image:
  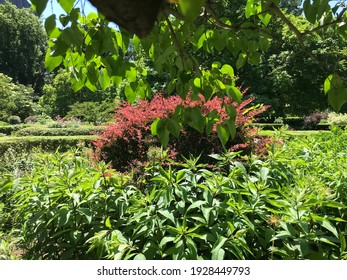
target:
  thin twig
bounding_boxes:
[268,2,331,72]
[165,16,187,61]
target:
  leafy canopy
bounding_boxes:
[0,1,48,92]
[33,0,347,145]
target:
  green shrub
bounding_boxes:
[327,112,347,126]
[0,73,41,121]
[48,116,81,128]
[303,111,328,129]
[2,128,347,260]
[67,101,115,125]
[13,126,103,137]
[283,117,304,129]
[24,116,38,124]
[2,150,129,259]
[0,125,22,136]
[0,121,9,126]
[0,233,20,260]
[7,116,21,125]
[0,136,96,171]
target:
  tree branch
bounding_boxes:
[268,2,303,40]
[268,2,331,72]
[165,17,185,58]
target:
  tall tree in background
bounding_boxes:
[0,1,47,93]
[238,14,347,117]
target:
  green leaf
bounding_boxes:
[125,66,137,83]
[321,201,347,209]
[186,201,206,213]
[77,208,93,224]
[211,236,227,260]
[245,0,254,18]
[125,82,137,104]
[185,237,198,259]
[61,26,84,47]
[324,74,343,93]
[212,61,222,69]
[236,53,247,69]
[259,167,270,181]
[317,219,339,238]
[134,253,146,260]
[133,36,141,53]
[160,236,176,247]
[225,117,236,139]
[105,217,112,229]
[213,32,227,52]
[212,248,225,260]
[45,15,56,36]
[189,107,205,133]
[194,77,202,89]
[30,0,48,16]
[259,13,272,26]
[324,74,347,111]
[58,0,75,13]
[225,105,236,120]
[158,210,176,224]
[167,79,176,94]
[99,68,111,91]
[259,37,270,52]
[317,0,329,20]
[220,64,234,78]
[226,86,242,103]
[304,0,318,24]
[248,52,261,66]
[45,50,63,72]
[57,209,71,227]
[180,0,205,22]
[70,230,82,243]
[87,62,98,86]
[151,118,160,136]
[157,124,170,148]
[217,123,230,147]
[166,118,181,138]
[340,232,346,253]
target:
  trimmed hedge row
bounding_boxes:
[253,123,331,130]
[0,125,22,135]
[13,126,104,136]
[0,136,97,156]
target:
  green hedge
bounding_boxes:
[0,136,97,156]
[0,125,21,135]
[252,123,283,130]
[13,126,104,136]
[253,122,331,131]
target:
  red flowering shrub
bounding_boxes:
[92,90,271,171]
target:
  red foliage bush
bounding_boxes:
[92,90,271,171]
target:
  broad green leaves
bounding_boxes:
[5,131,347,260]
[324,74,347,111]
[33,0,347,146]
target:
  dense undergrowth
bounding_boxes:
[1,126,347,260]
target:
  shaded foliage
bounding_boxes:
[0,1,47,92]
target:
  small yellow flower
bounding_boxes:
[267,214,281,227]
